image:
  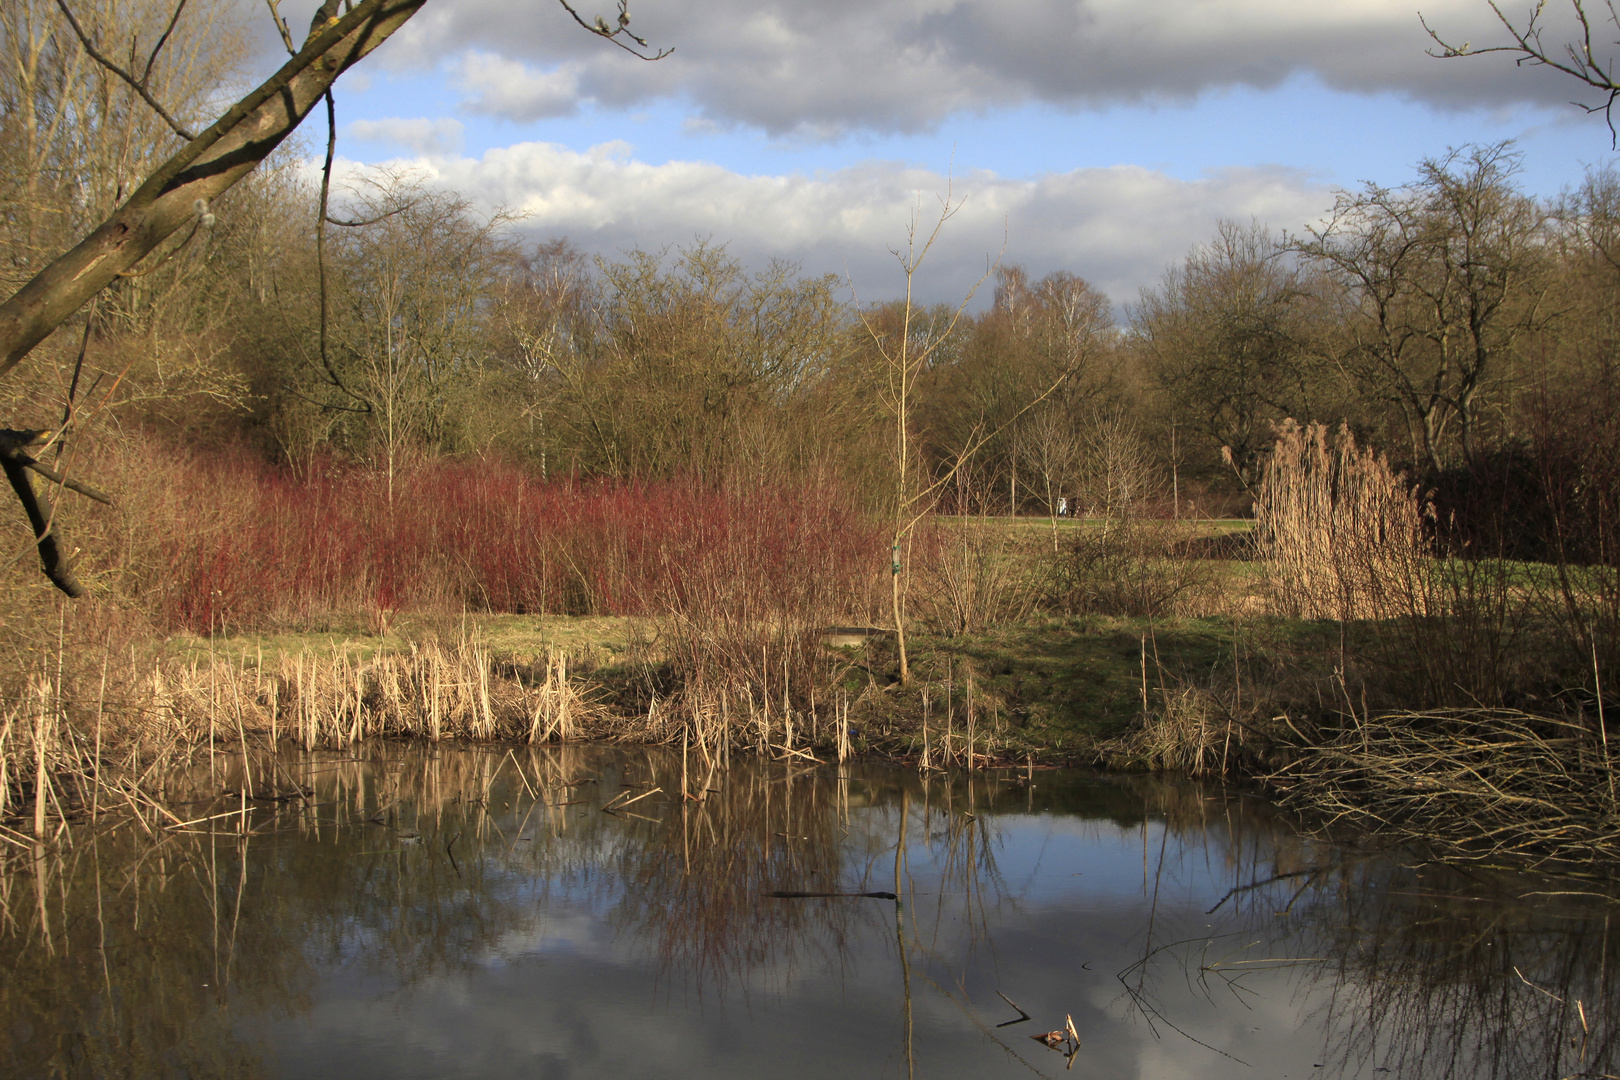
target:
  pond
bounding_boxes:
[2,745,1615,1079]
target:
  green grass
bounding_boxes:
[936,514,1254,536]
[847,615,1270,759]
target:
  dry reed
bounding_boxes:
[1263,707,1620,865]
[0,633,612,839]
[1096,669,1266,778]
[1257,420,1430,620]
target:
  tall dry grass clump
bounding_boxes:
[1101,681,1255,777]
[0,633,617,838]
[1257,420,1431,620]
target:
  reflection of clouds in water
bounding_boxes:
[985,813,1159,900]
[478,905,615,965]
[59,748,1603,1080]
[256,790,1366,1080]
[1088,951,1358,1078]
[21,748,1611,1080]
[284,914,1344,1079]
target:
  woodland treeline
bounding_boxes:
[3,0,1617,540]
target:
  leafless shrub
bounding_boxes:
[909,515,1041,636]
[644,482,884,756]
[1043,517,1225,617]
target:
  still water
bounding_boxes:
[2,745,1615,1079]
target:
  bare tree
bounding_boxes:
[924,266,1111,516]
[1022,403,1080,549]
[319,174,516,498]
[854,188,995,684]
[1293,145,1549,472]
[1134,220,1318,487]
[489,238,597,476]
[855,195,1088,683]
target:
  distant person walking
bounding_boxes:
[1057,497,1068,518]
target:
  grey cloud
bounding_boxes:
[333,0,1597,137]
[455,53,585,121]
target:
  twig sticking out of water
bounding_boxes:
[602,786,661,813]
[994,990,1031,1027]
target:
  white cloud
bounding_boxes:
[356,0,1586,139]
[345,117,466,157]
[454,52,586,121]
[326,141,1334,307]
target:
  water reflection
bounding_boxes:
[1,745,1615,1079]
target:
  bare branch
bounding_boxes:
[1422,1,1620,145]
[264,0,298,55]
[313,90,370,409]
[52,0,198,141]
[4,0,671,382]
[141,0,190,85]
[0,430,87,597]
[327,204,415,228]
[556,0,672,59]
[898,360,1074,539]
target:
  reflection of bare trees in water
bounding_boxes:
[1121,821,1620,1080]
[1303,863,1619,1079]
[0,828,294,1077]
[3,746,1618,1079]
[608,759,869,993]
[0,744,616,1078]
[1057,768,1620,1080]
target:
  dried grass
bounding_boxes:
[1256,420,1431,620]
[1264,707,1620,866]
[0,633,616,838]
[1097,664,1270,778]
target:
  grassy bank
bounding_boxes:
[5,594,1617,871]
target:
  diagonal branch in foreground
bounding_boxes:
[0,0,427,379]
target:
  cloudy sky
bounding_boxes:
[278,0,1618,309]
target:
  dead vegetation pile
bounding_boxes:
[1262,707,1620,867]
